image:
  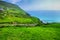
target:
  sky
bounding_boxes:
[3,0,60,23]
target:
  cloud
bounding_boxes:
[3,0,60,11]
[19,0,60,11]
[11,0,21,4]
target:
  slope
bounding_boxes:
[0,1,43,26]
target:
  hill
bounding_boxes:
[0,1,43,27]
[0,1,31,18]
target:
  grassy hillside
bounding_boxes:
[0,1,60,40]
[0,27,60,40]
[0,1,31,18]
[0,1,43,26]
[43,23,60,28]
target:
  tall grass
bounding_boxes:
[0,27,60,40]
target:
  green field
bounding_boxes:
[0,1,60,40]
[0,27,60,40]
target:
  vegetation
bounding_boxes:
[42,22,60,28]
[0,27,60,40]
[0,1,60,40]
[0,1,43,27]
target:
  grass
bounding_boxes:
[0,16,40,24]
[0,27,60,40]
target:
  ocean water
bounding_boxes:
[27,10,60,23]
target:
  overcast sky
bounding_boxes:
[3,0,60,11]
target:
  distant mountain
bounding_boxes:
[0,1,43,26]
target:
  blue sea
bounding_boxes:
[27,10,60,23]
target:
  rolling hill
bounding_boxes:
[0,1,43,26]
